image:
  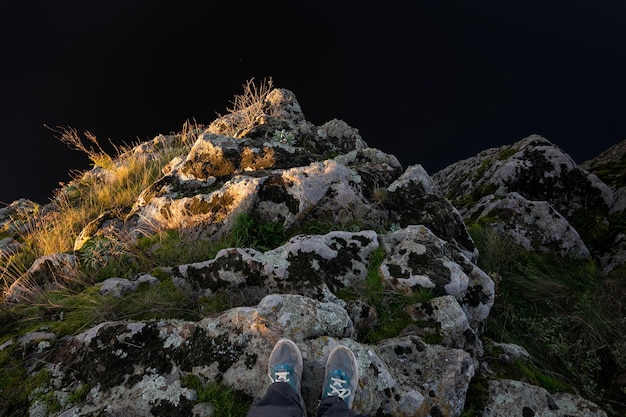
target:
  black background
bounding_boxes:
[2,0,626,204]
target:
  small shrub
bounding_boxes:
[272,129,296,145]
[46,125,114,169]
[217,77,275,139]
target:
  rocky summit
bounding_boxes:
[0,86,622,417]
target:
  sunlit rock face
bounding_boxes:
[2,89,611,416]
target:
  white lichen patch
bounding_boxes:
[114,348,128,358]
[158,321,192,349]
[136,373,196,406]
[74,322,109,345]
[116,322,146,343]
[36,341,51,353]
[442,260,469,297]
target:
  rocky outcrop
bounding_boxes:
[0,90,609,417]
[581,138,626,274]
[433,134,614,262]
[482,379,607,417]
[42,294,475,417]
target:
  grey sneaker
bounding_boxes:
[321,345,359,408]
[268,338,306,413]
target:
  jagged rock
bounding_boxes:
[73,208,129,251]
[5,253,80,303]
[434,135,612,218]
[482,379,607,417]
[581,138,626,215]
[1,88,614,417]
[379,225,494,332]
[385,164,477,259]
[164,226,494,343]
[465,191,590,258]
[488,341,531,362]
[0,199,37,256]
[167,230,379,306]
[580,138,626,274]
[402,295,483,361]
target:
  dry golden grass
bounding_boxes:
[1,122,197,299]
[216,77,274,138]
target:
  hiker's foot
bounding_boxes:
[268,338,307,414]
[321,344,359,409]
[268,338,304,394]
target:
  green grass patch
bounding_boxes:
[231,213,286,251]
[182,374,252,417]
[1,278,200,339]
[472,225,625,415]
[336,247,437,343]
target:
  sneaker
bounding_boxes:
[268,338,305,398]
[321,345,359,408]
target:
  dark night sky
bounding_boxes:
[2,1,626,205]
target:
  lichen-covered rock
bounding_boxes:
[465,191,590,258]
[379,225,494,332]
[5,253,80,303]
[402,295,483,360]
[2,87,614,417]
[43,294,477,417]
[580,138,626,274]
[482,379,607,417]
[73,208,129,251]
[252,159,372,228]
[581,138,626,213]
[385,164,477,259]
[434,135,612,217]
[0,198,37,238]
[374,336,474,417]
[99,274,160,297]
[167,230,379,305]
[433,135,612,252]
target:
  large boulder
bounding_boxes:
[482,379,607,417]
[465,191,590,258]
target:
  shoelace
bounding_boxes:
[327,375,351,399]
[271,370,291,383]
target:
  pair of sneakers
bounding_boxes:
[268,338,359,410]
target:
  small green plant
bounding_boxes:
[335,247,436,343]
[272,129,296,145]
[182,374,252,417]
